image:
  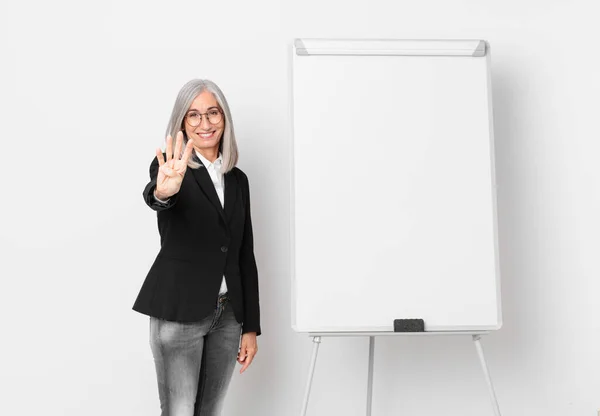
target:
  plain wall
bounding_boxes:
[1,0,598,415]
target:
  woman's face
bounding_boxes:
[183,91,225,155]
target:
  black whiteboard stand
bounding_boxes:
[300,331,502,416]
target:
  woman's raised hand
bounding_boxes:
[154,131,195,200]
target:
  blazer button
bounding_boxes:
[221,246,228,253]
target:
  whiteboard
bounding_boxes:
[290,39,501,333]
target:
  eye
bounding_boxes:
[208,109,220,116]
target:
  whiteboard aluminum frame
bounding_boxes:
[290,38,502,333]
[294,38,487,57]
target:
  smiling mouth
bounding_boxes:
[198,131,215,139]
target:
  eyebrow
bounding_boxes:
[187,106,220,113]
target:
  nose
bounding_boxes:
[199,115,211,130]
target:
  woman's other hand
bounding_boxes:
[237,332,258,374]
[154,131,194,200]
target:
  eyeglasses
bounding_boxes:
[185,108,223,127]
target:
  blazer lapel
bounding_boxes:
[224,171,239,223]
[191,164,227,225]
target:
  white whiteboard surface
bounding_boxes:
[290,39,501,333]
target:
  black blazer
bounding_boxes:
[132,154,261,336]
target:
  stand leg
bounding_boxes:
[366,336,375,416]
[472,335,502,416]
[300,336,322,416]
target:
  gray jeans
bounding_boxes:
[149,294,242,416]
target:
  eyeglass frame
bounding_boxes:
[183,107,224,127]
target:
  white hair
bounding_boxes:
[165,79,239,172]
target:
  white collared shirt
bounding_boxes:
[195,151,225,209]
[195,151,228,295]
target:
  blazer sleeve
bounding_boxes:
[239,171,261,336]
[142,154,180,212]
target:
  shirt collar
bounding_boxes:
[195,150,223,169]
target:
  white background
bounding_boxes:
[1,0,598,415]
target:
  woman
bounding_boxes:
[132,79,261,416]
